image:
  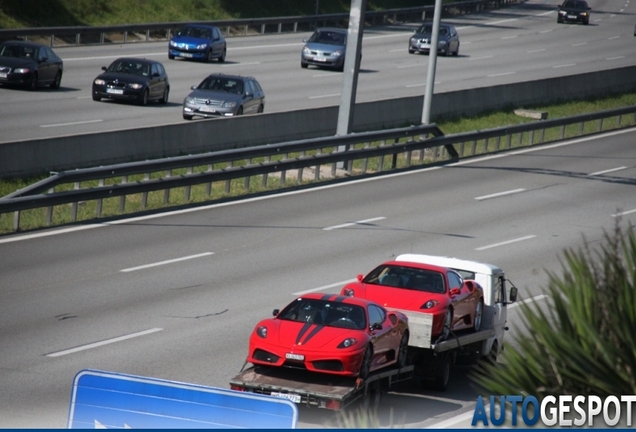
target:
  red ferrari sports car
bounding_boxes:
[340,260,484,342]
[247,293,409,378]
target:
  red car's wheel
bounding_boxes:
[359,345,372,380]
[440,309,452,340]
[397,332,409,368]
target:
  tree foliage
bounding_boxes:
[474,222,636,397]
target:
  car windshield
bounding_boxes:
[308,31,346,45]
[0,44,37,59]
[108,60,150,76]
[177,26,211,39]
[363,265,446,293]
[416,25,433,34]
[198,76,244,94]
[278,298,366,330]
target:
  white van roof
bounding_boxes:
[395,254,502,275]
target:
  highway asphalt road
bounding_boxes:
[1,126,635,427]
[0,0,634,143]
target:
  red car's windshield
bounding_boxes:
[278,298,366,330]
[363,265,447,293]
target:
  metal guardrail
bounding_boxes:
[0,0,519,46]
[1,104,635,234]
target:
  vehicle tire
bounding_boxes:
[139,89,149,106]
[408,48,415,54]
[584,19,589,25]
[358,345,373,380]
[301,61,308,69]
[237,106,244,116]
[207,49,214,63]
[219,48,226,63]
[432,354,451,391]
[168,52,175,60]
[160,87,169,105]
[257,104,264,113]
[361,380,382,412]
[440,309,452,340]
[396,332,409,368]
[27,73,38,91]
[183,114,193,120]
[473,300,484,332]
[50,71,62,89]
[453,45,459,56]
[92,93,101,102]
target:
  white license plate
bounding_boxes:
[106,88,124,95]
[567,15,577,18]
[285,353,305,361]
[0,72,6,78]
[181,53,193,58]
[199,106,216,113]
[313,57,327,62]
[271,392,301,404]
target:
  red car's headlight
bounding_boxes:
[342,288,355,296]
[337,338,357,348]
[420,300,439,309]
[256,326,267,338]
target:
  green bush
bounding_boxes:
[474,221,636,397]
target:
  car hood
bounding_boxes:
[187,89,242,102]
[305,42,346,52]
[171,35,209,45]
[94,72,149,84]
[343,282,448,311]
[268,319,360,349]
[0,57,36,69]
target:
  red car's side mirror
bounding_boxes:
[356,274,364,282]
[450,288,461,297]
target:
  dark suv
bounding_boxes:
[182,74,265,120]
[557,0,591,25]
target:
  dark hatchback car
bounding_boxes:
[301,28,348,71]
[182,74,265,120]
[408,22,460,56]
[169,24,227,62]
[92,57,169,106]
[557,0,591,24]
[0,40,63,90]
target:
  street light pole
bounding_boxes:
[421,0,443,125]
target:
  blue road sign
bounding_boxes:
[67,369,298,429]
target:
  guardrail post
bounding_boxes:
[142,173,149,209]
[146,30,150,41]
[262,157,270,187]
[100,33,104,44]
[50,35,54,47]
[294,22,298,32]
[76,33,80,45]
[560,125,565,139]
[71,182,80,222]
[46,188,54,225]
[540,128,545,143]
[597,118,603,132]
[124,31,128,43]
[278,23,282,33]
[185,167,193,201]
[244,25,248,36]
[297,151,305,183]
[96,179,104,217]
[226,26,231,36]
[206,164,213,196]
[164,170,171,204]
[261,24,266,34]
[119,176,127,213]
[13,211,20,232]
[225,162,232,193]
[529,130,534,146]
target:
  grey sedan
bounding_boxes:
[182,74,265,120]
[408,23,460,57]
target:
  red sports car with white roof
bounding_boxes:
[340,260,484,342]
[247,293,409,378]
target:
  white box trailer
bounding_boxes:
[391,254,517,390]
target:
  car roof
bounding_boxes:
[205,73,256,81]
[113,57,158,65]
[0,40,48,48]
[181,24,219,30]
[315,27,347,34]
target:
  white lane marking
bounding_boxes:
[572,42,588,47]
[487,71,516,77]
[221,61,261,67]
[64,52,165,61]
[540,29,553,34]
[3,127,636,244]
[406,83,426,88]
[46,328,163,357]
[469,56,493,61]
[309,93,340,99]
[588,166,627,176]
[475,188,525,201]
[293,279,356,296]
[120,252,214,272]
[40,120,103,128]
[475,235,536,251]
[426,409,476,429]
[553,63,576,68]
[607,56,625,61]
[527,48,546,53]
[398,63,424,69]
[312,73,339,78]
[501,35,518,40]
[323,216,386,231]
[608,36,620,40]
[485,18,519,25]
[508,294,548,309]
[612,209,636,217]
[537,10,554,16]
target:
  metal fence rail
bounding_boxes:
[0,0,519,47]
[1,104,635,234]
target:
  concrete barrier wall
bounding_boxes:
[3,65,636,179]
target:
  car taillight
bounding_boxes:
[230,385,245,391]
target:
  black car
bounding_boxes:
[0,40,63,90]
[182,74,265,120]
[557,0,591,25]
[409,22,460,56]
[168,24,227,62]
[92,57,169,106]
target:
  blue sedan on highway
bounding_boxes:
[168,25,227,62]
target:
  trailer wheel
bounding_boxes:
[430,353,451,391]
[361,380,382,411]
[359,345,372,380]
